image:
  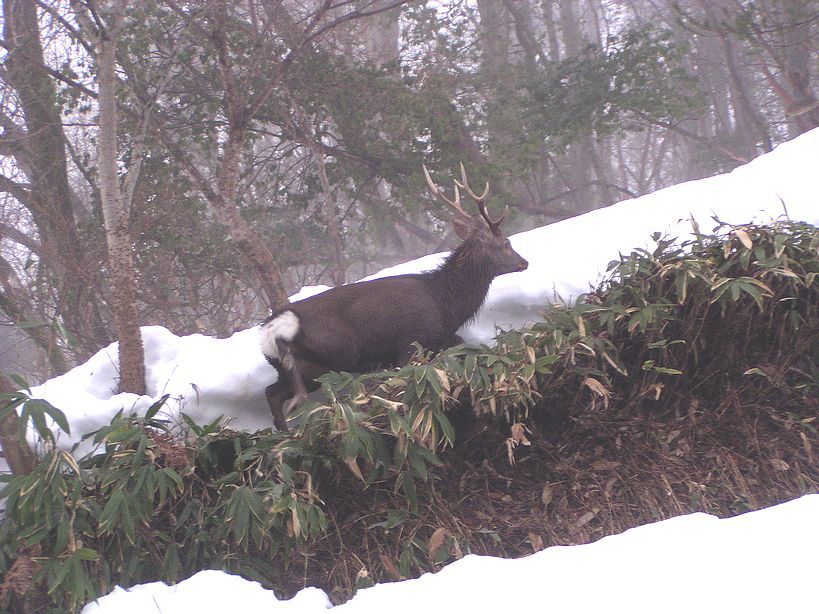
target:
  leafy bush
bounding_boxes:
[1,220,816,612]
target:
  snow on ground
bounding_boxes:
[14,128,819,452]
[81,493,819,614]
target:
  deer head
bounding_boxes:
[423,163,528,276]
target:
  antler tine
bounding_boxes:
[455,162,505,234]
[455,161,490,202]
[423,164,473,222]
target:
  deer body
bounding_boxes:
[259,167,528,431]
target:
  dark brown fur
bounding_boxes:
[261,170,528,431]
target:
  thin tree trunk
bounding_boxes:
[96,1,145,395]
[216,129,291,309]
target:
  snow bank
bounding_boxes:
[18,128,819,449]
[81,493,819,614]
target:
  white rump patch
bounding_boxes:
[258,310,300,359]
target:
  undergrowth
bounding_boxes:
[1,220,817,612]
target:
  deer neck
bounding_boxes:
[432,243,496,330]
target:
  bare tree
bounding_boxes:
[2,0,110,366]
[88,0,146,394]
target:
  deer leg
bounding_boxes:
[268,340,325,432]
[265,379,292,432]
[284,357,324,414]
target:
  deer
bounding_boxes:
[259,165,529,431]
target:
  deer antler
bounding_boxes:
[423,165,475,239]
[455,162,505,235]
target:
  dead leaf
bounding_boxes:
[576,507,600,528]
[592,460,621,471]
[433,368,450,392]
[541,484,554,508]
[344,457,365,482]
[644,383,664,400]
[734,228,753,250]
[583,377,611,409]
[770,458,790,471]
[527,532,544,552]
[291,507,301,538]
[428,527,449,562]
[505,438,517,465]
[800,432,813,464]
[510,423,531,446]
[379,555,402,580]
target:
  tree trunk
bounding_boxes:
[778,0,819,134]
[215,129,291,309]
[0,374,36,475]
[96,2,146,395]
[364,0,401,69]
[3,0,110,363]
[556,0,596,212]
[210,8,291,310]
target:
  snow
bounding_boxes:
[81,493,819,614]
[13,128,818,454]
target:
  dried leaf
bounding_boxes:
[379,555,402,580]
[344,457,365,482]
[291,507,301,538]
[583,377,611,409]
[734,228,753,250]
[576,507,600,528]
[510,423,531,446]
[541,484,554,507]
[770,458,790,471]
[433,368,450,393]
[527,532,544,552]
[800,432,813,464]
[505,438,517,465]
[428,527,449,562]
[591,460,621,471]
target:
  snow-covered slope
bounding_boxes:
[81,494,819,614]
[19,128,819,450]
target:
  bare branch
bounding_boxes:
[0,222,41,253]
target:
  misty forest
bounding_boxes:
[0,1,817,612]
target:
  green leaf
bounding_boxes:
[74,548,100,561]
[145,394,170,420]
[99,490,125,534]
